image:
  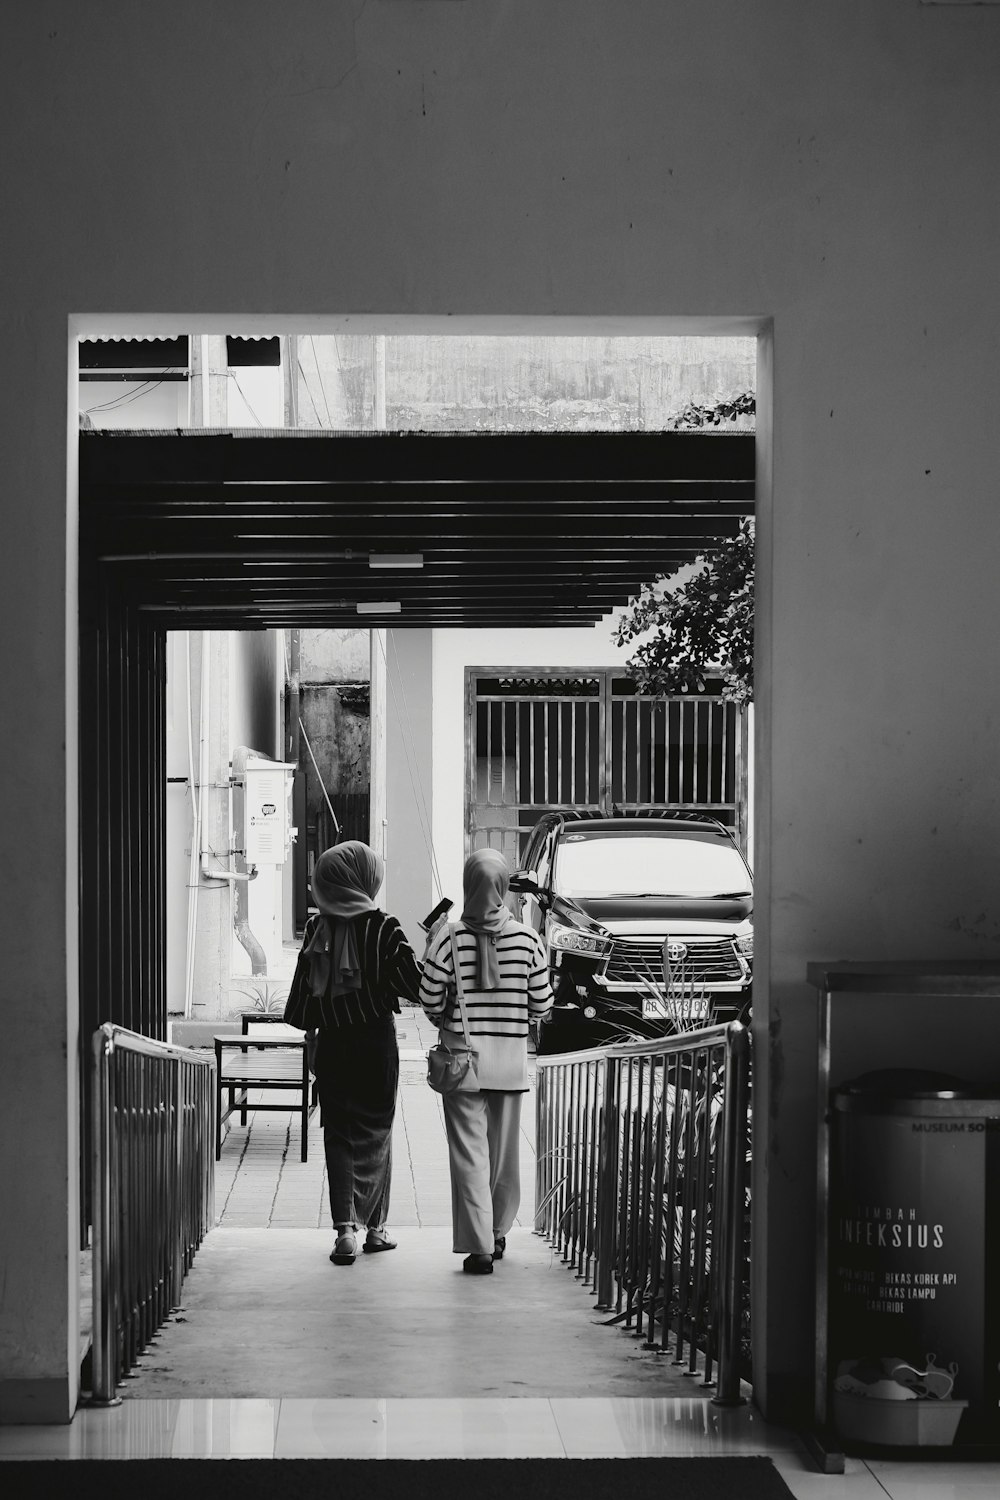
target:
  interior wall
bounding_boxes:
[2,0,999,1422]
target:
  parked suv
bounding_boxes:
[509,811,752,1054]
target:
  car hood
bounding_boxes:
[570,893,752,924]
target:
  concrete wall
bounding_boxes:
[2,0,1000,1423]
[300,628,370,684]
[370,631,388,865]
[300,332,755,430]
[186,633,237,1021]
[230,632,286,980]
[298,627,372,889]
[165,632,195,1015]
[384,629,435,947]
[165,631,287,1020]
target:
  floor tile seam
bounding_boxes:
[396,1087,423,1229]
[857,1460,894,1498]
[263,1115,295,1227]
[216,1122,252,1220]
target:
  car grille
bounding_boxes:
[604,937,744,986]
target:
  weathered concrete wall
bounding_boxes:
[308,332,755,431]
[300,684,370,815]
[299,627,370,684]
[2,0,1000,1424]
[298,628,372,855]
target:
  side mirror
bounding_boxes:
[509,868,541,897]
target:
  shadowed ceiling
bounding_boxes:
[80,429,754,629]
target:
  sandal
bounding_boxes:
[492,1235,506,1261]
[330,1229,358,1266]
[462,1253,494,1275]
[363,1227,397,1254]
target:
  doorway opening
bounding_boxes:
[74,324,763,1402]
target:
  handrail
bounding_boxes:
[534,1020,751,1404]
[89,1023,216,1406]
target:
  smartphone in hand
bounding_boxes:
[419,896,454,932]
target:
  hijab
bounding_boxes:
[304,841,384,997]
[460,848,513,990]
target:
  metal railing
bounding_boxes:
[534,1021,751,1403]
[89,1024,216,1405]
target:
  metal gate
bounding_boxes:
[466,667,748,866]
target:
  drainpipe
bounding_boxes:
[228,745,267,976]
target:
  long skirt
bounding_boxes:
[313,1013,399,1230]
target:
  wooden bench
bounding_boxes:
[215,1022,315,1162]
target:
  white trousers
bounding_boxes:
[441,1089,523,1255]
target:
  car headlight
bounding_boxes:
[549,924,611,957]
[734,931,754,958]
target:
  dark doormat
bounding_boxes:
[0,1457,796,1499]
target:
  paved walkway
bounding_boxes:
[118,1007,707,1403]
[214,1006,538,1233]
[121,1226,682,1400]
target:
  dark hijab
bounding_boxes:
[304,841,384,996]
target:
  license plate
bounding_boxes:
[642,997,709,1020]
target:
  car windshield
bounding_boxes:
[552,829,751,899]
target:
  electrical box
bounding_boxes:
[241,755,296,865]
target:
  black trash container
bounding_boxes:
[829,1068,1000,1448]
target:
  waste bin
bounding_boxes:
[828,1068,1000,1448]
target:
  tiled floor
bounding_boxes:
[1,1395,997,1496]
[213,1006,537,1229]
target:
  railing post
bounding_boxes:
[89,1027,122,1406]
[534,1062,547,1232]
[594,1052,620,1310]
[171,1052,184,1308]
[712,1021,751,1407]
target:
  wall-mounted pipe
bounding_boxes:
[230,744,268,976]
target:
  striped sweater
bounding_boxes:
[418,919,553,1091]
[284,910,422,1030]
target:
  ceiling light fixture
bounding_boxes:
[368,553,424,569]
[357,601,402,615]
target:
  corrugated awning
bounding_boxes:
[79,335,281,368]
[79,428,754,630]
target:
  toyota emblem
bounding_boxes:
[665,940,688,962]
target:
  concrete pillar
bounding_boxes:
[369,630,388,864]
[384,628,434,947]
[0,322,79,1423]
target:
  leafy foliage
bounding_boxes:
[673,390,756,429]
[229,978,290,1018]
[612,520,755,705]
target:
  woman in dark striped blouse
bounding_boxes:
[284,841,421,1266]
[418,848,553,1274]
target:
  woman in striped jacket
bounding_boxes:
[284,841,421,1266]
[418,848,553,1275]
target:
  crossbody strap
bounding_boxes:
[447,924,474,1048]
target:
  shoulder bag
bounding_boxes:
[426,925,480,1095]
